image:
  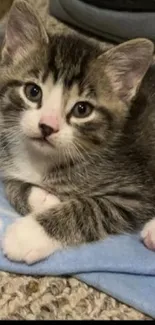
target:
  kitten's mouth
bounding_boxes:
[30,137,55,148]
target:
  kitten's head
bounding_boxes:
[0,0,154,167]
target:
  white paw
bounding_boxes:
[28,186,60,212]
[141,218,155,251]
[2,216,62,264]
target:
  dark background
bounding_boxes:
[80,0,155,12]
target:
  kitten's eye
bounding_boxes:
[71,101,94,118]
[24,83,42,103]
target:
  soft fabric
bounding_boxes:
[50,0,155,42]
[0,183,154,318]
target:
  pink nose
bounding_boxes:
[39,116,59,138]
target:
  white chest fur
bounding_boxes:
[5,148,45,186]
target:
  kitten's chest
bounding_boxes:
[7,159,43,186]
[8,157,82,196]
[42,165,94,198]
[6,150,45,186]
[9,152,95,197]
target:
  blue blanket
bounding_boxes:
[0,183,154,318]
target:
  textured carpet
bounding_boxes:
[0,0,151,320]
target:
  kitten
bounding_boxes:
[0,0,155,264]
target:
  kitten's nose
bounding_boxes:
[39,116,59,138]
[39,123,54,138]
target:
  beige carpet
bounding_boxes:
[0,0,151,320]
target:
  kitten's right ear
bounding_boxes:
[96,38,154,105]
[1,0,48,62]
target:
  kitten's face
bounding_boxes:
[0,35,120,164]
[13,38,113,160]
[0,1,153,167]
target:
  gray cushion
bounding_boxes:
[49,0,155,43]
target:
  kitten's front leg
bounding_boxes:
[2,183,61,264]
[4,179,33,215]
[2,215,62,264]
[2,198,106,264]
[4,179,60,215]
[28,186,60,213]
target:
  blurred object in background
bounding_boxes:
[0,0,13,20]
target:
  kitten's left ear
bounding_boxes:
[2,0,48,61]
[98,38,154,104]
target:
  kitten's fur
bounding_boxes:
[0,0,155,263]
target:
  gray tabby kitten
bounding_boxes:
[0,0,155,264]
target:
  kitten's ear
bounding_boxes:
[2,0,48,61]
[99,39,154,104]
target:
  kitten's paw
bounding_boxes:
[28,186,60,212]
[2,216,62,264]
[141,218,155,251]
